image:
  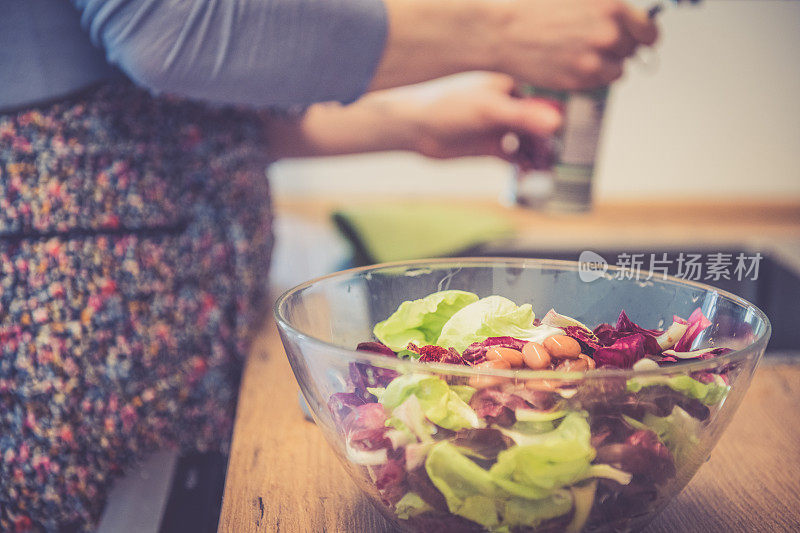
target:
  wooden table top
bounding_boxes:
[218,320,800,533]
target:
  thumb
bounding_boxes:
[488,97,562,138]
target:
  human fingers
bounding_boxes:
[486,97,563,138]
[600,25,639,58]
[567,52,625,88]
[616,2,659,45]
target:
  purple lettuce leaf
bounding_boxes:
[593,323,620,346]
[414,344,468,365]
[349,362,399,402]
[595,429,675,484]
[634,385,710,421]
[468,386,554,427]
[673,308,712,352]
[356,341,397,357]
[616,310,663,338]
[659,346,732,363]
[590,416,637,449]
[450,428,512,461]
[328,392,368,429]
[593,333,651,369]
[563,325,603,355]
[374,455,408,505]
[406,466,449,513]
[347,342,401,401]
[591,478,659,525]
[592,311,663,361]
[343,402,391,451]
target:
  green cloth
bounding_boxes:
[332,203,515,265]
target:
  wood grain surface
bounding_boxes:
[218,321,800,533]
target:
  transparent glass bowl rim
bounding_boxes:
[274,257,772,380]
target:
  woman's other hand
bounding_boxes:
[371,0,658,91]
[265,72,560,168]
[406,73,560,167]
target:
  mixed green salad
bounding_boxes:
[328,291,736,532]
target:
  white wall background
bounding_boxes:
[271,0,800,201]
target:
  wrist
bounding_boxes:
[466,0,510,74]
[371,0,505,90]
[427,0,507,74]
[361,94,426,154]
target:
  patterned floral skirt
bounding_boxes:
[0,81,274,531]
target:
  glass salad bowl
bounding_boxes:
[274,258,770,532]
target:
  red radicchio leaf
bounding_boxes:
[406,467,449,512]
[590,416,637,448]
[615,311,662,355]
[657,347,732,365]
[562,326,603,354]
[595,429,675,484]
[650,354,678,365]
[673,308,712,352]
[626,429,676,483]
[470,388,527,426]
[417,345,468,365]
[451,428,512,460]
[349,342,400,401]
[691,371,717,384]
[375,456,408,505]
[593,333,650,369]
[616,310,663,337]
[468,387,554,427]
[592,311,662,357]
[349,362,399,402]
[343,402,390,451]
[356,341,396,357]
[328,392,367,429]
[461,337,528,365]
[593,323,619,346]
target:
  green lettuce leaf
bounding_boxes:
[577,464,632,485]
[373,290,479,351]
[395,492,434,520]
[490,413,596,493]
[396,349,421,360]
[624,406,702,463]
[379,374,482,431]
[424,415,612,531]
[514,409,569,423]
[424,440,577,531]
[450,385,477,404]
[425,441,500,528]
[436,295,562,352]
[500,491,573,530]
[626,374,730,405]
[366,387,385,400]
[386,395,436,442]
[508,409,569,435]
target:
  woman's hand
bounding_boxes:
[371,0,658,91]
[494,0,659,89]
[404,73,560,166]
[265,73,561,167]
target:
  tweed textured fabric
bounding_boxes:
[0,81,273,531]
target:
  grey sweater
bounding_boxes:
[0,0,388,111]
